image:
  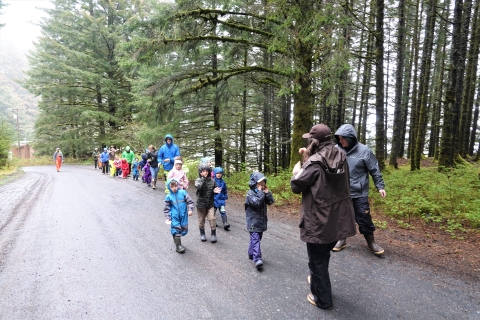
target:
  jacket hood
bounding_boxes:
[121,159,127,164]
[334,124,357,139]
[166,178,179,193]
[198,163,212,176]
[141,153,147,160]
[200,157,211,164]
[248,172,266,190]
[213,167,223,175]
[164,134,174,144]
[309,141,347,173]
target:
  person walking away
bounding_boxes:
[100,148,109,174]
[108,146,118,177]
[164,178,194,253]
[132,157,140,180]
[213,167,230,230]
[53,148,63,172]
[121,158,130,178]
[114,156,122,177]
[147,145,160,189]
[122,146,135,175]
[158,134,180,184]
[92,148,100,169]
[291,123,356,310]
[167,156,189,190]
[333,124,386,255]
[195,164,221,243]
[245,172,275,270]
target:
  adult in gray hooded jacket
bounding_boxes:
[333,124,386,255]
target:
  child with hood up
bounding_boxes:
[114,156,122,177]
[213,167,230,230]
[164,178,194,253]
[167,156,189,190]
[132,157,140,181]
[121,158,130,178]
[143,161,152,187]
[195,164,221,243]
[245,172,275,270]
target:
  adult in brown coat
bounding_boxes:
[290,123,356,310]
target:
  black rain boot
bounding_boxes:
[222,215,230,231]
[174,236,185,253]
[210,229,217,243]
[199,228,207,242]
[364,233,384,255]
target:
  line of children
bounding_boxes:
[164,178,194,253]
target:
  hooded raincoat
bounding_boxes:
[290,141,356,244]
[334,124,385,198]
[158,134,180,171]
[213,167,228,208]
[245,172,275,232]
[164,178,194,236]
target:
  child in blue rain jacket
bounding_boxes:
[164,178,194,253]
[213,167,230,230]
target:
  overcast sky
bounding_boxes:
[0,0,53,52]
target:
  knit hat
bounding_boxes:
[302,124,332,142]
[174,159,183,165]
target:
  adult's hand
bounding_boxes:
[379,189,386,198]
[299,147,307,154]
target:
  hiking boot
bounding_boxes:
[174,236,185,254]
[332,239,347,252]
[222,215,230,231]
[364,233,384,255]
[199,228,207,242]
[210,229,217,243]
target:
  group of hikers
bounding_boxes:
[71,123,387,311]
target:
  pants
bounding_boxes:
[307,242,336,309]
[150,166,159,180]
[55,158,62,171]
[94,159,98,169]
[352,197,376,234]
[197,207,216,229]
[109,160,115,177]
[115,168,122,176]
[128,163,132,175]
[248,232,263,262]
[102,161,109,174]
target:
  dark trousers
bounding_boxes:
[352,197,376,234]
[307,242,336,309]
[248,232,263,262]
[94,159,98,169]
[102,161,109,174]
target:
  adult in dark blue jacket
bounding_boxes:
[100,148,110,175]
[158,134,180,180]
[333,124,386,255]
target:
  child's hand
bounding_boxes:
[165,219,171,225]
[214,187,221,194]
[188,210,193,216]
[264,186,269,193]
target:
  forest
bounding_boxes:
[10,0,480,174]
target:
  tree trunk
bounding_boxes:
[375,0,386,170]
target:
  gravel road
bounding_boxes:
[0,165,479,319]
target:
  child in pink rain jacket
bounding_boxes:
[167,156,189,190]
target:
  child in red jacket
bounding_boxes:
[121,158,130,178]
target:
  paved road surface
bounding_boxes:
[0,165,479,319]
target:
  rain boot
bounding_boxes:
[222,215,230,231]
[174,236,185,253]
[332,239,347,252]
[152,179,157,189]
[364,233,384,255]
[210,229,217,243]
[199,228,207,242]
